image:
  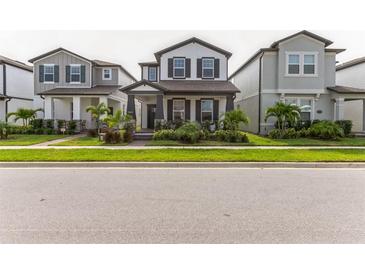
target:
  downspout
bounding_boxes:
[3,64,8,122]
[5,98,11,123]
[258,53,264,135]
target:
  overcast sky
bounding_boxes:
[1,30,364,79]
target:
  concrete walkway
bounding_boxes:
[29,134,86,147]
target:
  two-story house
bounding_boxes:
[0,55,39,123]
[120,37,239,130]
[28,48,137,129]
[228,30,365,135]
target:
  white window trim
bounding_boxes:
[172,99,185,121]
[173,58,185,79]
[201,99,214,122]
[285,52,318,77]
[148,67,157,81]
[202,58,215,79]
[43,64,55,84]
[284,97,315,120]
[70,64,81,84]
[102,68,112,80]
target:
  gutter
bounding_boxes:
[258,53,264,135]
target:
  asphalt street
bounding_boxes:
[0,167,364,243]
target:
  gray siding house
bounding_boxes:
[28,48,137,129]
[230,30,365,134]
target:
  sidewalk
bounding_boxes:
[29,134,86,147]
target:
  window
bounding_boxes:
[201,99,213,122]
[202,58,214,78]
[148,67,157,81]
[304,54,316,75]
[44,64,54,83]
[70,65,81,83]
[173,100,185,121]
[173,58,185,78]
[287,54,300,75]
[102,68,112,80]
[285,98,313,121]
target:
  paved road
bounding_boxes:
[0,167,364,243]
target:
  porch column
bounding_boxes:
[72,96,81,120]
[363,100,365,131]
[226,95,234,112]
[99,96,108,118]
[155,95,164,120]
[127,95,136,119]
[44,96,53,119]
[335,98,345,121]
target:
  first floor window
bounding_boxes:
[173,58,185,78]
[288,54,300,75]
[202,58,214,78]
[70,65,81,83]
[148,67,157,81]
[285,98,312,121]
[44,64,54,82]
[201,99,213,122]
[103,68,112,80]
[173,100,185,121]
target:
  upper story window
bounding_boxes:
[202,58,214,78]
[44,64,54,83]
[173,58,185,78]
[286,52,317,76]
[201,99,213,122]
[102,68,112,80]
[148,67,157,81]
[173,99,185,121]
[70,64,81,83]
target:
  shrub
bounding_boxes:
[335,120,352,136]
[200,129,213,140]
[0,122,9,139]
[268,128,299,139]
[44,119,54,129]
[44,128,54,135]
[123,122,134,143]
[309,121,344,140]
[214,130,249,143]
[268,129,283,139]
[31,119,44,129]
[153,129,177,140]
[297,128,310,138]
[220,109,249,130]
[87,129,98,137]
[175,122,201,143]
[35,128,44,135]
[104,130,122,144]
[67,120,77,135]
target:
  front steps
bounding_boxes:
[134,132,153,140]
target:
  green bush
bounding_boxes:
[31,119,44,129]
[104,130,122,144]
[67,120,77,135]
[268,128,299,139]
[44,128,54,135]
[175,122,201,143]
[44,119,54,130]
[123,122,134,143]
[35,128,44,135]
[0,122,9,139]
[309,121,344,140]
[335,120,353,136]
[153,129,177,140]
[214,130,249,143]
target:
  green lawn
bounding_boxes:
[1,148,365,162]
[0,135,65,146]
[54,136,128,146]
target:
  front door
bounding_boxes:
[147,104,156,129]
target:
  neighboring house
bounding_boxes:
[28,48,137,129]
[229,30,365,134]
[120,37,239,130]
[336,58,365,132]
[0,55,38,123]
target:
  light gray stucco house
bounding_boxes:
[28,48,137,129]
[229,30,365,135]
[120,37,239,130]
[0,55,41,123]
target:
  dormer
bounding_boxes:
[139,62,159,82]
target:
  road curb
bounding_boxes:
[1,162,365,168]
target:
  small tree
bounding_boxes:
[220,109,249,130]
[264,102,301,132]
[6,108,43,127]
[103,110,132,129]
[86,102,110,135]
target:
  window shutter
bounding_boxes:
[185,59,191,78]
[65,65,70,83]
[197,59,202,78]
[39,65,44,82]
[213,100,219,121]
[168,59,173,78]
[81,65,86,83]
[54,65,59,83]
[195,100,201,122]
[167,99,173,121]
[185,100,191,120]
[214,59,220,78]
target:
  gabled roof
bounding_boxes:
[336,57,365,71]
[119,80,168,93]
[270,30,333,48]
[28,47,92,63]
[0,55,33,72]
[154,37,232,61]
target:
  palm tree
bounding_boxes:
[220,109,250,130]
[6,108,43,127]
[103,110,132,129]
[264,102,301,131]
[86,102,110,134]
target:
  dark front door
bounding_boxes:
[147,104,156,129]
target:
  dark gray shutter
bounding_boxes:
[81,65,86,83]
[197,59,202,78]
[167,99,173,121]
[213,100,219,121]
[195,100,201,122]
[65,65,70,83]
[54,65,59,82]
[185,100,190,120]
[214,59,220,78]
[39,65,44,82]
[185,59,191,78]
[168,59,173,78]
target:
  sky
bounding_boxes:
[1,30,364,80]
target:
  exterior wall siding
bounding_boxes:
[93,67,118,86]
[336,63,365,88]
[5,65,34,99]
